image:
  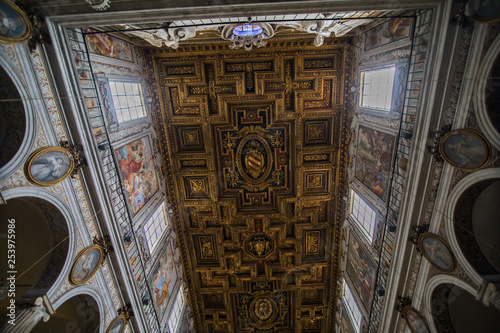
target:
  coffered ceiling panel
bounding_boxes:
[145,37,354,332]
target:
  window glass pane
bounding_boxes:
[343,281,362,333]
[143,203,169,253]
[350,191,377,242]
[360,66,395,110]
[109,80,147,123]
[168,288,185,333]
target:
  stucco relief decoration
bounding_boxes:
[237,281,290,332]
[216,105,291,211]
[245,234,274,258]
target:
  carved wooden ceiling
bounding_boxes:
[145,37,355,332]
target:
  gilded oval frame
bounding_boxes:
[402,306,431,333]
[0,0,32,44]
[24,146,74,187]
[68,245,104,286]
[418,233,457,273]
[105,315,127,333]
[438,129,491,171]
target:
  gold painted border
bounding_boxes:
[0,0,32,44]
[417,233,457,273]
[24,146,74,187]
[402,306,431,333]
[438,129,491,171]
[68,245,104,286]
[105,315,127,333]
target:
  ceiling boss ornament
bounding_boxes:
[221,21,275,51]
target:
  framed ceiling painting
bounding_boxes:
[69,245,104,286]
[105,315,127,333]
[402,306,430,333]
[418,233,457,273]
[438,129,491,171]
[0,0,31,44]
[148,243,178,322]
[354,125,396,203]
[84,28,134,62]
[24,146,74,187]
[114,135,159,216]
[363,17,412,52]
[346,233,377,312]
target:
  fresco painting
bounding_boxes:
[85,28,134,62]
[114,137,159,216]
[364,17,412,51]
[346,234,377,312]
[355,125,396,202]
[148,245,178,321]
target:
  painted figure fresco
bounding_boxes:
[30,150,71,183]
[84,28,133,62]
[364,17,412,51]
[419,233,456,272]
[404,307,430,333]
[114,137,159,216]
[355,126,396,202]
[0,0,31,43]
[346,234,377,312]
[148,245,177,321]
[439,129,490,170]
[70,246,102,285]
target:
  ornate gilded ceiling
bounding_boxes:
[145,37,354,332]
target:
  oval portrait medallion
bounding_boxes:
[236,134,272,184]
[438,129,491,171]
[418,233,457,273]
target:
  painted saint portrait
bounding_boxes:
[24,147,74,187]
[0,0,31,44]
[114,137,159,216]
[346,234,377,311]
[105,315,126,333]
[403,306,430,333]
[148,244,178,321]
[418,233,456,273]
[69,245,103,285]
[439,129,490,171]
[355,125,396,202]
[84,28,133,62]
[364,17,412,51]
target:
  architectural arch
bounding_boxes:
[423,275,476,333]
[0,188,77,302]
[0,54,37,180]
[474,32,500,150]
[444,168,500,287]
[425,277,500,333]
[33,286,103,333]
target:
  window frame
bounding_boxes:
[143,202,169,255]
[107,77,148,125]
[359,65,396,111]
[350,190,378,243]
[342,280,363,333]
[168,287,186,333]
